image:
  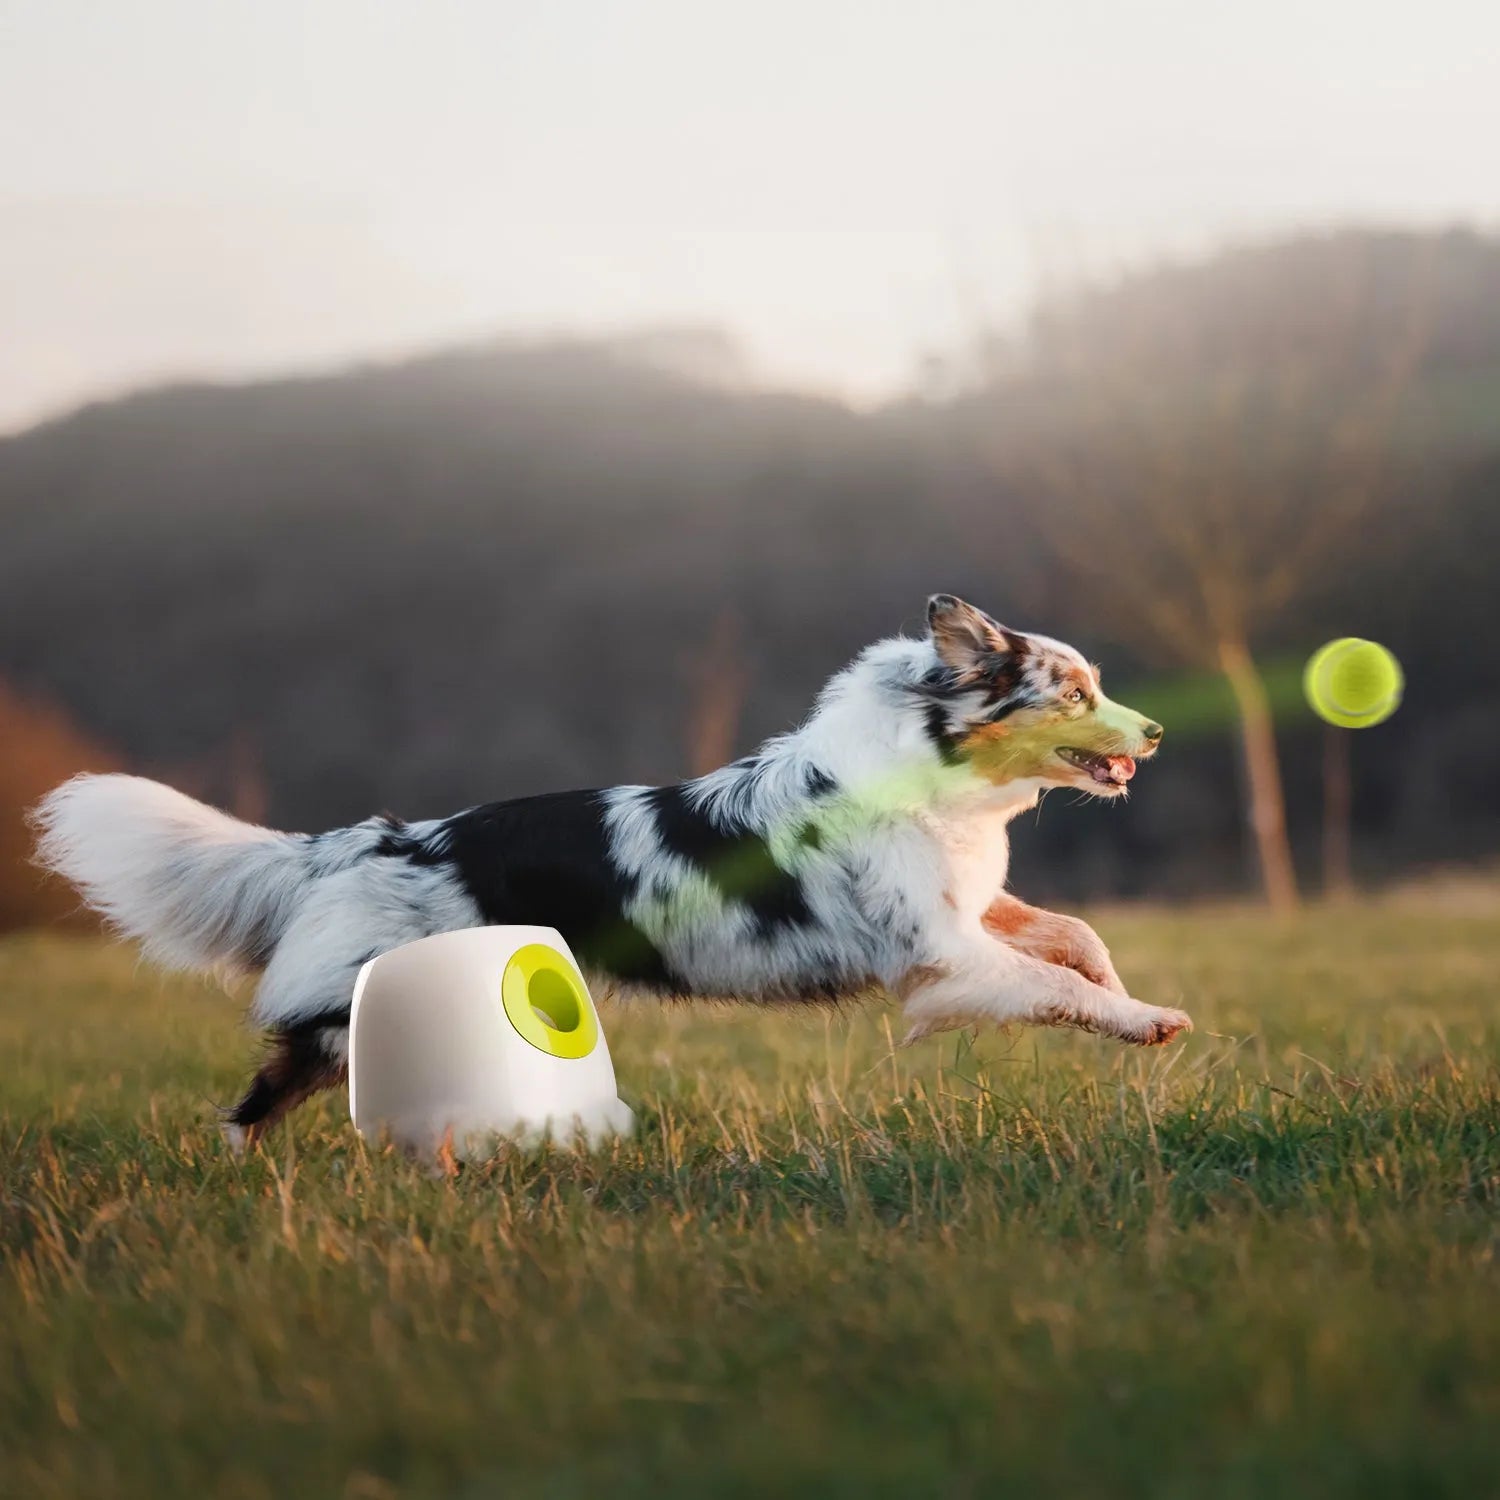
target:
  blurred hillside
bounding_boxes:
[3,228,1498,924]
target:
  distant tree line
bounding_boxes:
[3,228,1498,926]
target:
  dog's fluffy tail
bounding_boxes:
[32,774,311,977]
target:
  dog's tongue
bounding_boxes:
[1099,754,1136,785]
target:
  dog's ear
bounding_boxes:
[927,594,1020,676]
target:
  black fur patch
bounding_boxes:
[974,647,1026,706]
[923,702,964,767]
[227,1016,346,1129]
[803,764,838,797]
[646,785,813,932]
[396,792,681,990]
[980,694,1031,725]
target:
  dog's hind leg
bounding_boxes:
[222,1021,348,1153]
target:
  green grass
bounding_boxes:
[4,892,1500,1499]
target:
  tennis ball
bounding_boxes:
[1303,638,1403,728]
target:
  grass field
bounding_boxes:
[3,890,1499,1499]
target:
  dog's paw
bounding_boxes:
[900,1015,951,1046]
[1130,1006,1193,1046]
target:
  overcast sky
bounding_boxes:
[2,0,1497,430]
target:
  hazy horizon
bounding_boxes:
[4,0,1499,433]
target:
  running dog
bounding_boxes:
[34,594,1190,1145]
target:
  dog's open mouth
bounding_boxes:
[1057,747,1136,788]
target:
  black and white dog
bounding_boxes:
[35,594,1190,1145]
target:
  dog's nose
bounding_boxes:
[1142,721,1163,744]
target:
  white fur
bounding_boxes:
[32,775,308,975]
[250,861,480,1027]
[31,774,481,1027]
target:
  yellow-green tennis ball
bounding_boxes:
[1304,638,1403,728]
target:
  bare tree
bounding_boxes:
[982,233,1431,909]
[683,607,749,777]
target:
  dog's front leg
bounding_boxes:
[897,936,1190,1048]
[980,894,1127,995]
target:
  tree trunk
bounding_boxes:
[1217,637,1299,912]
[684,607,747,777]
[1321,725,1354,900]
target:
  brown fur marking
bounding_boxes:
[984,895,1101,975]
[227,1030,347,1145]
[980,895,1034,937]
[893,962,948,1002]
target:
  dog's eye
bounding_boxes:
[1065,688,1086,704]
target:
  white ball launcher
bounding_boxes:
[349,925,633,1157]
